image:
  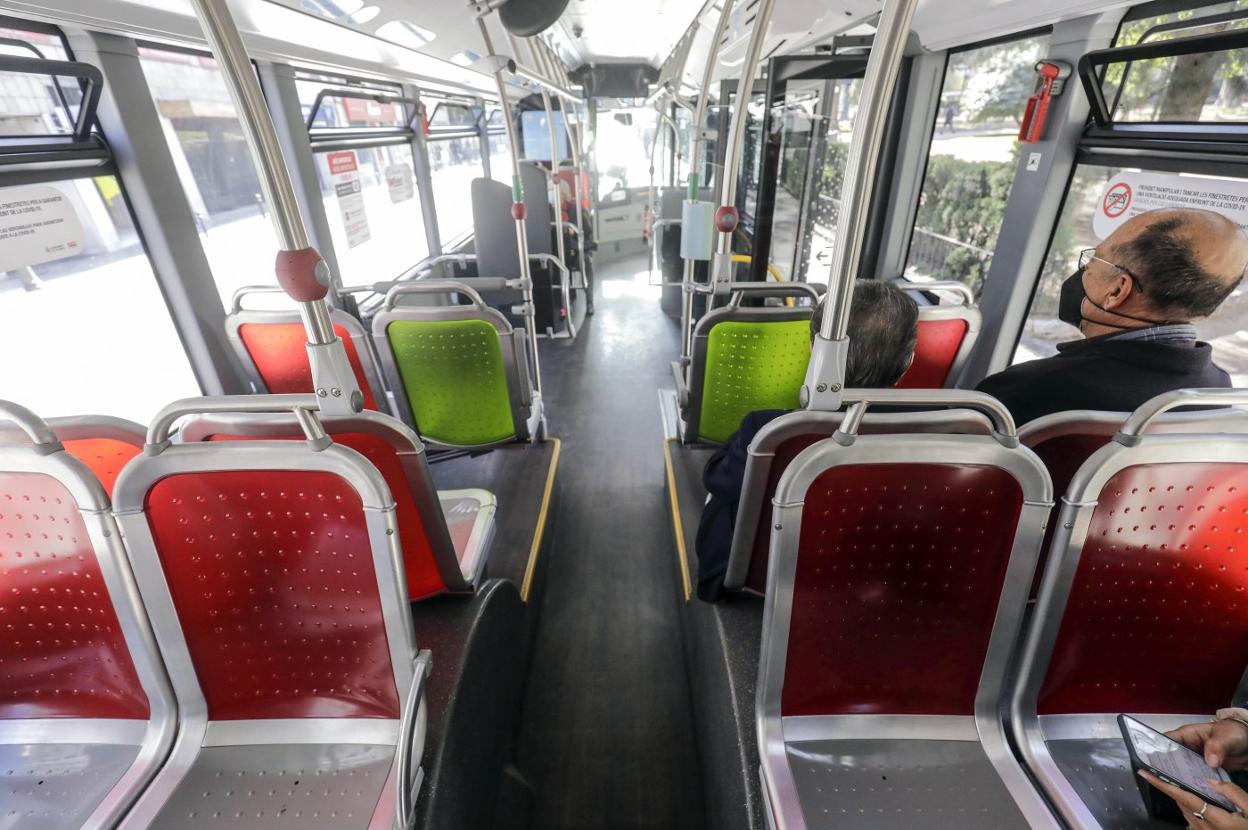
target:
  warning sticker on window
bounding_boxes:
[1093,171,1248,240]
[328,150,370,249]
[386,163,414,204]
[0,185,85,272]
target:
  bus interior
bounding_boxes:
[2,0,1248,828]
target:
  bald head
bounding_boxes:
[1106,208,1248,319]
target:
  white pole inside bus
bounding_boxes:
[678,0,736,362]
[474,11,544,398]
[803,0,920,411]
[188,0,362,415]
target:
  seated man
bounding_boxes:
[694,280,919,602]
[978,208,1248,426]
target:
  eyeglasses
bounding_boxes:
[1078,248,1146,292]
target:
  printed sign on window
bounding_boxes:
[327,150,370,249]
[386,163,414,204]
[1093,171,1248,240]
[0,184,85,272]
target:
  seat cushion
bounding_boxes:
[146,743,394,829]
[0,742,141,830]
[786,739,1029,828]
[1046,738,1176,830]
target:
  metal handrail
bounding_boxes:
[395,650,432,827]
[382,280,488,311]
[897,279,976,306]
[833,389,1018,443]
[0,399,62,450]
[1116,389,1248,444]
[146,394,324,449]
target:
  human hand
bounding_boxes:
[1168,721,1248,772]
[1138,770,1248,829]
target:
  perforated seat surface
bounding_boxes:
[785,739,1029,828]
[0,743,141,830]
[385,319,516,446]
[61,437,141,499]
[145,743,393,830]
[1045,738,1174,830]
[897,317,969,389]
[699,320,810,443]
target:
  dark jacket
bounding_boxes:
[695,409,786,602]
[977,335,1230,426]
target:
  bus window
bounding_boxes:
[904,33,1049,295]
[1116,1,1248,46]
[797,78,863,284]
[311,143,428,281]
[137,46,279,306]
[1013,164,1248,387]
[595,105,658,199]
[427,134,484,245]
[486,108,512,185]
[0,176,201,419]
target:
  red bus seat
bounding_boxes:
[112,395,430,830]
[723,405,993,594]
[1011,389,1248,830]
[757,390,1059,830]
[895,280,982,389]
[225,285,389,412]
[0,401,175,830]
[178,409,495,600]
[0,415,144,498]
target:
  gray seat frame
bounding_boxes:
[0,401,176,830]
[1010,391,1248,830]
[756,391,1060,830]
[112,396,430,830]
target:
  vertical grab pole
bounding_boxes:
[188,0,361,414]
[679,0,735,363]
[538,40,592,313]
[803,0,920,411]
[711,0,777,271]
[475,12,543,399]
[529,43,571,336]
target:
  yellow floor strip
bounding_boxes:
[521,437,562,602]
[662,438,693,602]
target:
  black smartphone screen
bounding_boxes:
[1120,715,1238,813]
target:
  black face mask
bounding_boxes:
[1057,267,1169,330]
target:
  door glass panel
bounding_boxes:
[0,176,200,419]
[1014,163,1248,387]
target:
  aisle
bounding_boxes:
[516,256,707,829]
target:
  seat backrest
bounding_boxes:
[758,391,1052,722]
[521,160,554,256]
[896,281,982,389]
[1020,407,1248,594]
[473,177,522,279]
[1015,391,1248,721]
[0,415,144,498]
[724,406,994,594]
[0,400,174,824]
[372,281,533,448]
[113,396,418,725]
[225,288,387,411]
[686,291,816,444]
[179,410,469,599]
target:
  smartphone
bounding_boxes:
[1120,714,1239,814]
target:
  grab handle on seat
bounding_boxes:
[382,280,488,311]
[833,389,1018,446]
[725,282,823,306]
[897,279,976,306]
[147,394,326,452]
[396,650,432,827]
[0,400,63,454]
[1115,388,1248,445]
[229,284,291,314]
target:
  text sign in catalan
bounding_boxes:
[0,185,85,272]
[327,150,371,249]
[1093,171,1248,240]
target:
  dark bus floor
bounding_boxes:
[517,254,707,829]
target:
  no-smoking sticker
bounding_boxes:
[1103,182,1132,218]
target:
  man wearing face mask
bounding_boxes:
[976,208,1248,426]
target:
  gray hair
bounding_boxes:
[810,280,919,388]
